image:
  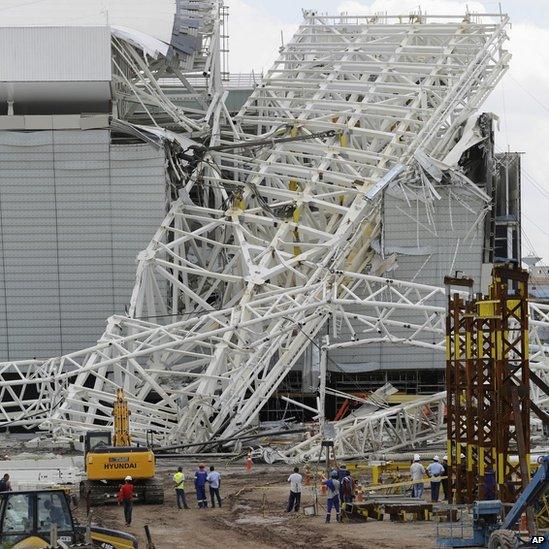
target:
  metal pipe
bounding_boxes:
[368,451,447,462]
[153,427,308,453]
[208,129,338,152]
[156,452,239,459]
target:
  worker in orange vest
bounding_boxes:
[304,464,311,486]
[320,474,327,495]
[245,451,253,472]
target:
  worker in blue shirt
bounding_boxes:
[194,464,208,508]
[207,466,222,508]
[427,455,445,502]
[323,470,341,523]
[484,466,496,500]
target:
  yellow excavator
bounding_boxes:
[0,488,137,548]
[80,389,164,506]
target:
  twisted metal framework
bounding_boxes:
[0,273,546,455]
[279,391,448,463]
[2,12,543,464]
[111,0,227,132]
[266,273,548,464]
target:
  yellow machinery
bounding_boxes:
[0,489,137,548]
[80,389,164,506]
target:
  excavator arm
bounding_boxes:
[112,389,131,447]
[501,455,549,530]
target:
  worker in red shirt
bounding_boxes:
[117,476,134,526]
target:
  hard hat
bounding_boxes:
[433,455,440,461]
[125,476,132,481]
[413,454,421,461]
[443,455,448,461]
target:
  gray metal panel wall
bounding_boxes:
[0,131,62,358]
[55,130,112,352]
[0,26,111,82]
[0,130,166,360]
[329,186,485,371]
[110,144,167,312]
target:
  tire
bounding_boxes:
[488,529,519,549]
[262,447,277,464]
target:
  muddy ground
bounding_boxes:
[81,461,444,549]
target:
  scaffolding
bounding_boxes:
[445,265,531,504]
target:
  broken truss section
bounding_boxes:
[111,0,227,132]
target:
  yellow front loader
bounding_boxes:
[0,489,137,548]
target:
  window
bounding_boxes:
[89,433,111,451]
[37,492,72,533]
[2,493,32,534]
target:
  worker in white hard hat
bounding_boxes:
[117,475,134,526]
[410,454,425,499]
[427,455,445,502]
[441,455,449,501]
[323,469,341,523]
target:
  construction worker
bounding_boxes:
[304,464,311,486]
[0,474,12,492]
[174,466,189,510]
[194,464,208,509]
[286,466,302,513]
[245,451,253,472]
[427,455,445,502]
[341,470,354,504]
[44,499,68,529]
[484,466,496,500]
[207,466,222,508]
[337,464,347,502]
[441,455,449,502]
[323,470,341,523]
[117,476,134,526]
[410,454,425,499]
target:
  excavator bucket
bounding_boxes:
[89,525,138,548]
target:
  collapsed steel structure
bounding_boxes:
[0,7,546,461]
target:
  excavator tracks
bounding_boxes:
[80,478,164,506]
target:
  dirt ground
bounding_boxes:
[81,461,443,549]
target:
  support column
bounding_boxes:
[444,275,473,504]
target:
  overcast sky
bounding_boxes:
[227,0,549,264]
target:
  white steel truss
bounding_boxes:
[0,12,536,462]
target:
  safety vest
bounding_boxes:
[174,472,185,489]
